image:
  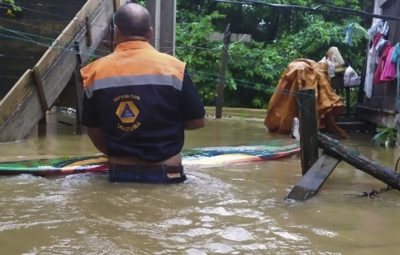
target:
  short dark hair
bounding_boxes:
[114,3,150,36]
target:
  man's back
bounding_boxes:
[81,2,205,183]
[82,41,204,162]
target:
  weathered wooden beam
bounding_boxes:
[0,70,35,125]
[297,89,319,175]
[114,0,121,10]
[318,132,400,190]
[73,42,84,135]
[215,25,231,119]
[85,17,93,47]
[35,0,106,75]
[286,154,340,201]
[0,0,113,142]
[31,67,49,114]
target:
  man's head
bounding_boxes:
[114,3,152,42]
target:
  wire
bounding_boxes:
[0,29,289,97]
[0,23,286,86]
[214,0,400,21]
[0,17,319,105]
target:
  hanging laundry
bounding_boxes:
[364,20,390,98]
[375,38,389,58]
[367,19,384,39]
[380,46,396,82]
[391,43,400,63]
[381,21,390,37]
[343,23,368,46]
[373,42,392,84]
[344,66,361,87]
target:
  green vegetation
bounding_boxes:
[175,0,371,108]
[0,0,22,18]
[372,126,398,147]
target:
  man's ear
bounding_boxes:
[114,26,123,44]
[146,27,154,42]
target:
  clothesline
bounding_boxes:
[364,19,400,111]
[214,0,400,21]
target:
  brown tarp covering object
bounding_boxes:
[265,58,348,138]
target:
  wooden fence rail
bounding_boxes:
[0,0,114,142]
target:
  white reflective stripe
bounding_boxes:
[85,74,183,98]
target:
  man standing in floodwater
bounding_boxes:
[80,3,205,183]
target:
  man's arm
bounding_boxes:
[86,127,109,155]
[82,91,109,154]
[180,68,206,129]
[185,118,205,130]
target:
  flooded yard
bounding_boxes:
[0,109,399,254]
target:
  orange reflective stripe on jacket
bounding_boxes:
[80,41,186,98]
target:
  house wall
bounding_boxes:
[382,0,400,43]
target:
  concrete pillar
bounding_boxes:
[147,0,176,55]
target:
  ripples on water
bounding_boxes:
[0,115,400,254]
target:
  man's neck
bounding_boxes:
[117,35,148,44]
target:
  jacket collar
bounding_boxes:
[115,41,154,52]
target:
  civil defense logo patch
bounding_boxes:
[115,101,139,124]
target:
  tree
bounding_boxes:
[0,0,22,18]
[176,0,370,108]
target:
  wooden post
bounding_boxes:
[318,132,400,190]
[114,0,121,10]
[286,154,340,200]
[32,67,49,115]
[32,67,49,136]
[297,89,319,175]
[85,17,93,47]
[73,42,84,135]
[0,0,114,142]
[215,25,231,119]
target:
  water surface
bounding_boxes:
[0,110,399,254]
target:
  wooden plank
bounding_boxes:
[286,154,340,201]
[40,49,78,108]
[73,68,85,135]
[357,105,396,128]
[0,0,114,142]
[0,47,77,141]
[32,67,49,113]
[77,0,114,63]
[318,132,400,190]
[73,42,84,135]
[85,17,93,47]
[35,0,104,75]
[297,89,319,175]
[0,70,34,124]
[114,0,120,10]
[0,89,43,141]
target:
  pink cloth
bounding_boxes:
[373,43,392,84]
[380,46,397,81]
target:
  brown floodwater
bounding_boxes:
[0,109,399,254]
